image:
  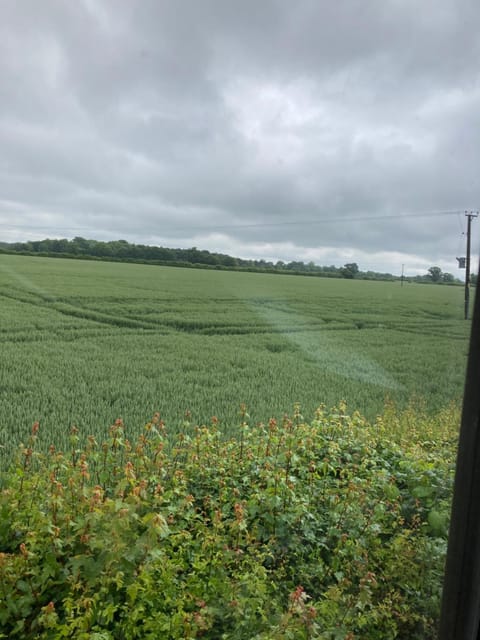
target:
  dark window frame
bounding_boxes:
[439,263,480,639]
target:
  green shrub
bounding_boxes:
[0,404,456,639]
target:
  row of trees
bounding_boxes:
[426,266,456,283]
[425,266,477,285]
[409,266,463,285]
[0,237,466,284]
[0,238,396,281]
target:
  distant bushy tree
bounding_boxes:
[428,266,443,283]
[341,263,359,279]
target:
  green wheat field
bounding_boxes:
[0,254,471,462]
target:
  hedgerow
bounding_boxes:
[0,403,456,639]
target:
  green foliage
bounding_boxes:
[0,404,456,639]
[0,255,469,464]
[428,267,443,283]
[341,263,359,279]
[2,237,399,281]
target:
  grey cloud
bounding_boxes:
[1,0,479,274]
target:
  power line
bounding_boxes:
[181,209,464,232]
[0,209,467,235]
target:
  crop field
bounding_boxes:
[0,254,471,462]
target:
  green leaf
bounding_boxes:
[412,484,434,499]
[428,509,448,536]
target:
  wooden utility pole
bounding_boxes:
[464,211,478,320]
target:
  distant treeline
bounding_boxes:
[0,236,464,284]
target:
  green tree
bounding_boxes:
[341,263,359,279]
[428,266,443,283]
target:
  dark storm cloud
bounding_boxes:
[1,0,479,274]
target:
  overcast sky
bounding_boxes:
[1,0,479,275]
